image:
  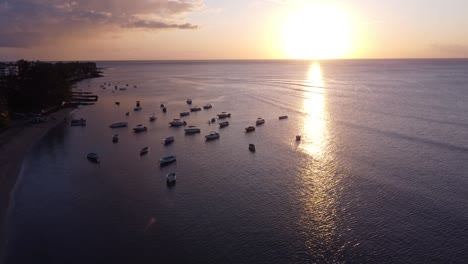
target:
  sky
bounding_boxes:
[0,0,467,61]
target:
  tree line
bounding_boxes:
[0,60,102,128]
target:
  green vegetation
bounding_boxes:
[0,60,101,128]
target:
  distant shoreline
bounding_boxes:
[0,107,75,262]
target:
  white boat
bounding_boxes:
[134,100,142,111]
[87,153,100,163]
[205,131,220,140]
[186,99,192,104]
[203,104,212,109]
[112,134,119,143]
[160,155,176,166]
[180,111,190,117]
[149,114,157,122]
[133,125,148,132]
[219,121,229,128]
[256,118,265,125]
[217,112,231,118]
[166,172,176,185]
[169,119,187,127]
[190,106,201,112]
[245,126,255,132]
[163,136,175,145]
[140,147,149,155]
[109,122,128,128]
[184,126,201,134]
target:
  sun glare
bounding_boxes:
[281,4,352,60]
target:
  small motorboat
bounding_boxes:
[162,107,167,113]
[140,147,149,155]
[279,115,288,120]
[217,112,231,118]
[115,102,120,105]
[109,122,128,128]
[180,111,190,117]
[70,118,86,126]
[186,99,192,104]
[163,136,175,145]
[256,118,265,125]
[160,103,165,108]
[296,135,301,141]
[190,106,202,112]
[134,101,142,111]
[169,119,187,127]
[203,104,212,109]
[249,144,256,152]
[184,126,201,134]
[133,125,148,132]
[166,172,176,185]
[245,126,255,132]
[112,134,119,143]
[219,121,229,128]
[160,155,176,166]
[149,114,157,122]
[87,153,100,163]
[125,112,130,116]
[205,131,220,140]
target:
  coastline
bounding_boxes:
[0,107,75,261]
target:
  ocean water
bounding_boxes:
[4,60,468,263]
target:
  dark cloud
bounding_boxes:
[0,0,202,47]
[126,20,197,29]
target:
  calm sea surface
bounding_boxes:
[4,60,468,263]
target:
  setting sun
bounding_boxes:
[281,4,353,60]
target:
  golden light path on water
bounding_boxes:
[298,62,344,258]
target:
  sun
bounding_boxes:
[281,4,352,60]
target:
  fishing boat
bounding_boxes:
[166,172,176,185]
[205,131,220,140]
[134,101,142,111]
[217,112,231,118]
[249,144,256,152]
[180,111,190,117]
[203,104,212,109]
[86,153,100,163]
[256,118,265,125]
[184,126,201,134]
[109,122,128,128]
[279,115,288,120]
[245,126,255,132]
[133,124,148,132]
[190,106,202,112]
[160,155,176,166]
[219,121,229,128]
[70,118,86,126]
[163,136,175,145]
[169,119,187,127]
[140,147,149,155]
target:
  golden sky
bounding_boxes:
[1,0,467,60]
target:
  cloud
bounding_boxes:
[0,0,203,47]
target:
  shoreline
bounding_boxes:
[0,107,75,261]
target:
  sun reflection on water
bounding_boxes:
[300,62,327,158]
[297,62,345,260]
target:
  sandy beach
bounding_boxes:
[0,108,74,260]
